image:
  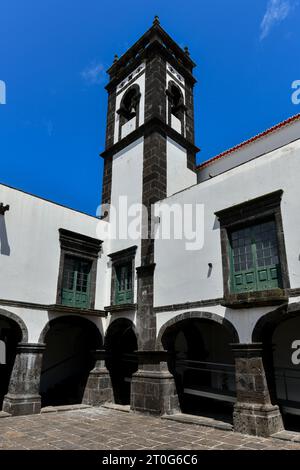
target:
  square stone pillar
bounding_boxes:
[2,343,45,416]
[130,350,180,416]
[82,349,113,406]
[231,343,283,437]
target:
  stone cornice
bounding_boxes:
[100,116,200,159]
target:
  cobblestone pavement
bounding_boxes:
[0,407,300,450]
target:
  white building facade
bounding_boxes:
[1,18,300,437]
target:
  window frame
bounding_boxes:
[56,229,102,310]
[108,245,137,307]
[215,190,290,306]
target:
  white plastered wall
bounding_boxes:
[154,137,300,343]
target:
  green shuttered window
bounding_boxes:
[115,263,133,305]
[61,255,92,308]
[230,220,281,293]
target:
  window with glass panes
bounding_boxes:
[61,255,92,308]
[230,220,281,293]
[115,263,133,305]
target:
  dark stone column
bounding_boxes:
[2,343,45,416]
[82,349,113,406]
[131,350,179,416]
[231,343,283,437]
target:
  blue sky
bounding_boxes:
[1,0,299,215]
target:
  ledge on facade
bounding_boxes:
[47,304,106,317]
[100,117,199,159]
[104,303,137,313]
[221,289,288,309]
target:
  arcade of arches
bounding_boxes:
[1,309,300,437]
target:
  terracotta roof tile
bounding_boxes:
[196,113,300,170]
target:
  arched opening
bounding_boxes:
[40,316,102,407]
[161,317,236,422]
[169,83,184,119]
[117,85,141,140]
[0,315,23,409]
[105,319,138,405]
[166,81,185,134]
[272,316,300,431]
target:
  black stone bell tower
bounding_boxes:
[101,17,199,415]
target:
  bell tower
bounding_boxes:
[101,17,199,415]
[101,15,198,213]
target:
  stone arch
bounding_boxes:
[166,80,185,133]
[156,310,239,350]
[39,315,103,407]
[0,308,28,343]
[104,317,138,406]
[117,84,141,139]
[104,317,138,347]
[38,314,102,345]
[252,302,299,343]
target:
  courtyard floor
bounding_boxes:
[0,406,300,450]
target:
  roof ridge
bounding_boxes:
[196,113,300,170]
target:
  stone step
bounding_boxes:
[0,411,11,419]
[41,404,91,413]
[101,403,130,413]
[162,413,233,431]
[272,430,300,443]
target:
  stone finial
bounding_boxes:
[0,203,9,215]
[184,46,190,56]
[113,54,119,64]
[153,15,160,25]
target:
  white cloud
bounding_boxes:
[81,62,105,85]
[260,0,294,40]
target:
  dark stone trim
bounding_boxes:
[230,342,264,358]
[289,288,300,297]
[136,263,156,277]
[59,229,102,258]
[108,246,137,307]
[215,190,284,226]
[108,245,137,261]
[153,298,222,313]
[0,203,9,215]
[116,68,146,97]
[47,304,106,317]
[252,301,300,343]
[16,343,46,354]
[0,308,29,342]
[104,303,137,313]
[156,310,240,350]
[56,229,103,309]
[100,116,200,159]
[215,190,290,300]
[106,33,196,92]
[0,299,106,317]
[136,349,169,365]
[221,289,288,309]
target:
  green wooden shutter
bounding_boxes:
[115,263,133,305]
[61,256,91,308]
[230,220,281,294]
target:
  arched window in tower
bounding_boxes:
[117,84,141,140]
[166,81,186,134]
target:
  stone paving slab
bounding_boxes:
[0,407,299,450]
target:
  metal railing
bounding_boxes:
[175,359,236,402]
